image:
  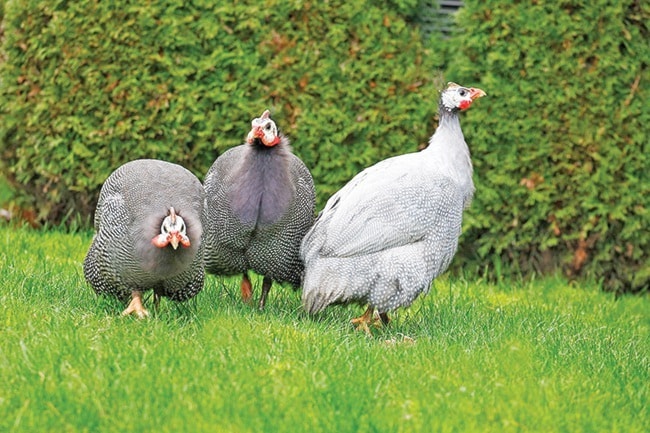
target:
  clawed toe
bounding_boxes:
[122,291,150,318]
[351,307,389,336]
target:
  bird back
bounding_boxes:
[204,144,315,286]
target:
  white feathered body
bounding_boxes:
[301,111,474,314]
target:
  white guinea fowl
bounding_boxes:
[83,159,206,318]
[300,82,486,332]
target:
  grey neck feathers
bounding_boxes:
[424,102,475,206]
[436,102,462,134]
[230,135,296,226]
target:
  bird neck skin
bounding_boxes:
[230,135,295,226]
[423,105,475,206]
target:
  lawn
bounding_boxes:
[0,225,647,432]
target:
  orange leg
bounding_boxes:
[351,307,390,335]
[351,306,376,336]
[122,291,150,318]
[240,273,253,303]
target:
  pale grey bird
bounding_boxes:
[300,82,486,332]
[204,109,315,309]
[83,159,206,317]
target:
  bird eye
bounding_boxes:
[265,124,272,131]
[459,88,467,97]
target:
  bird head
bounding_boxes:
[246,109,281,147]
[151,207,191,250]
[440,82,486,112]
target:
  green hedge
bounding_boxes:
[0,0,441,225]
[2,0,648,292]
[444,0,649,292]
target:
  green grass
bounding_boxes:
[0,225,647,433]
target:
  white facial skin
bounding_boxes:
[246,109,280,147]
[441,83,486,111]
[151,207,190,250]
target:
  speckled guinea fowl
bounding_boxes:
[83,159,206,318]
[203,110,315,309]
[300,82,486,331]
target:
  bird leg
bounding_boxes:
[153,291,162,314]
[258,276,273,310]
[122,291,150,318]
[240,273,253,303]
[350,306,383,335]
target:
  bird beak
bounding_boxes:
[469,88,486,100]
[169,232,180,250]
[248,126,280,147]
[246,126,263,144]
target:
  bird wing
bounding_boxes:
[305,154,461,259]
[289,154,316,211]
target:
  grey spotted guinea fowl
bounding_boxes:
[204,109,315,309]
[300,82,486,332]
[83,159,206,318]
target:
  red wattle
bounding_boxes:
[151,234,170,248]
[265,136,281,147]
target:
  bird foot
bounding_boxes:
[351,307,388,336]
[351,318,374,336]
[122,292,150,319]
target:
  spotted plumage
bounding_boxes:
[83,159,206,317]
[300,83,486,329]
[204,110,315,308]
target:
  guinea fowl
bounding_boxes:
[204,109,315,309]
[300,82,486,332]
[83,159,206,318]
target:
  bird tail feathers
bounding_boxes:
[301,263,348,315]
